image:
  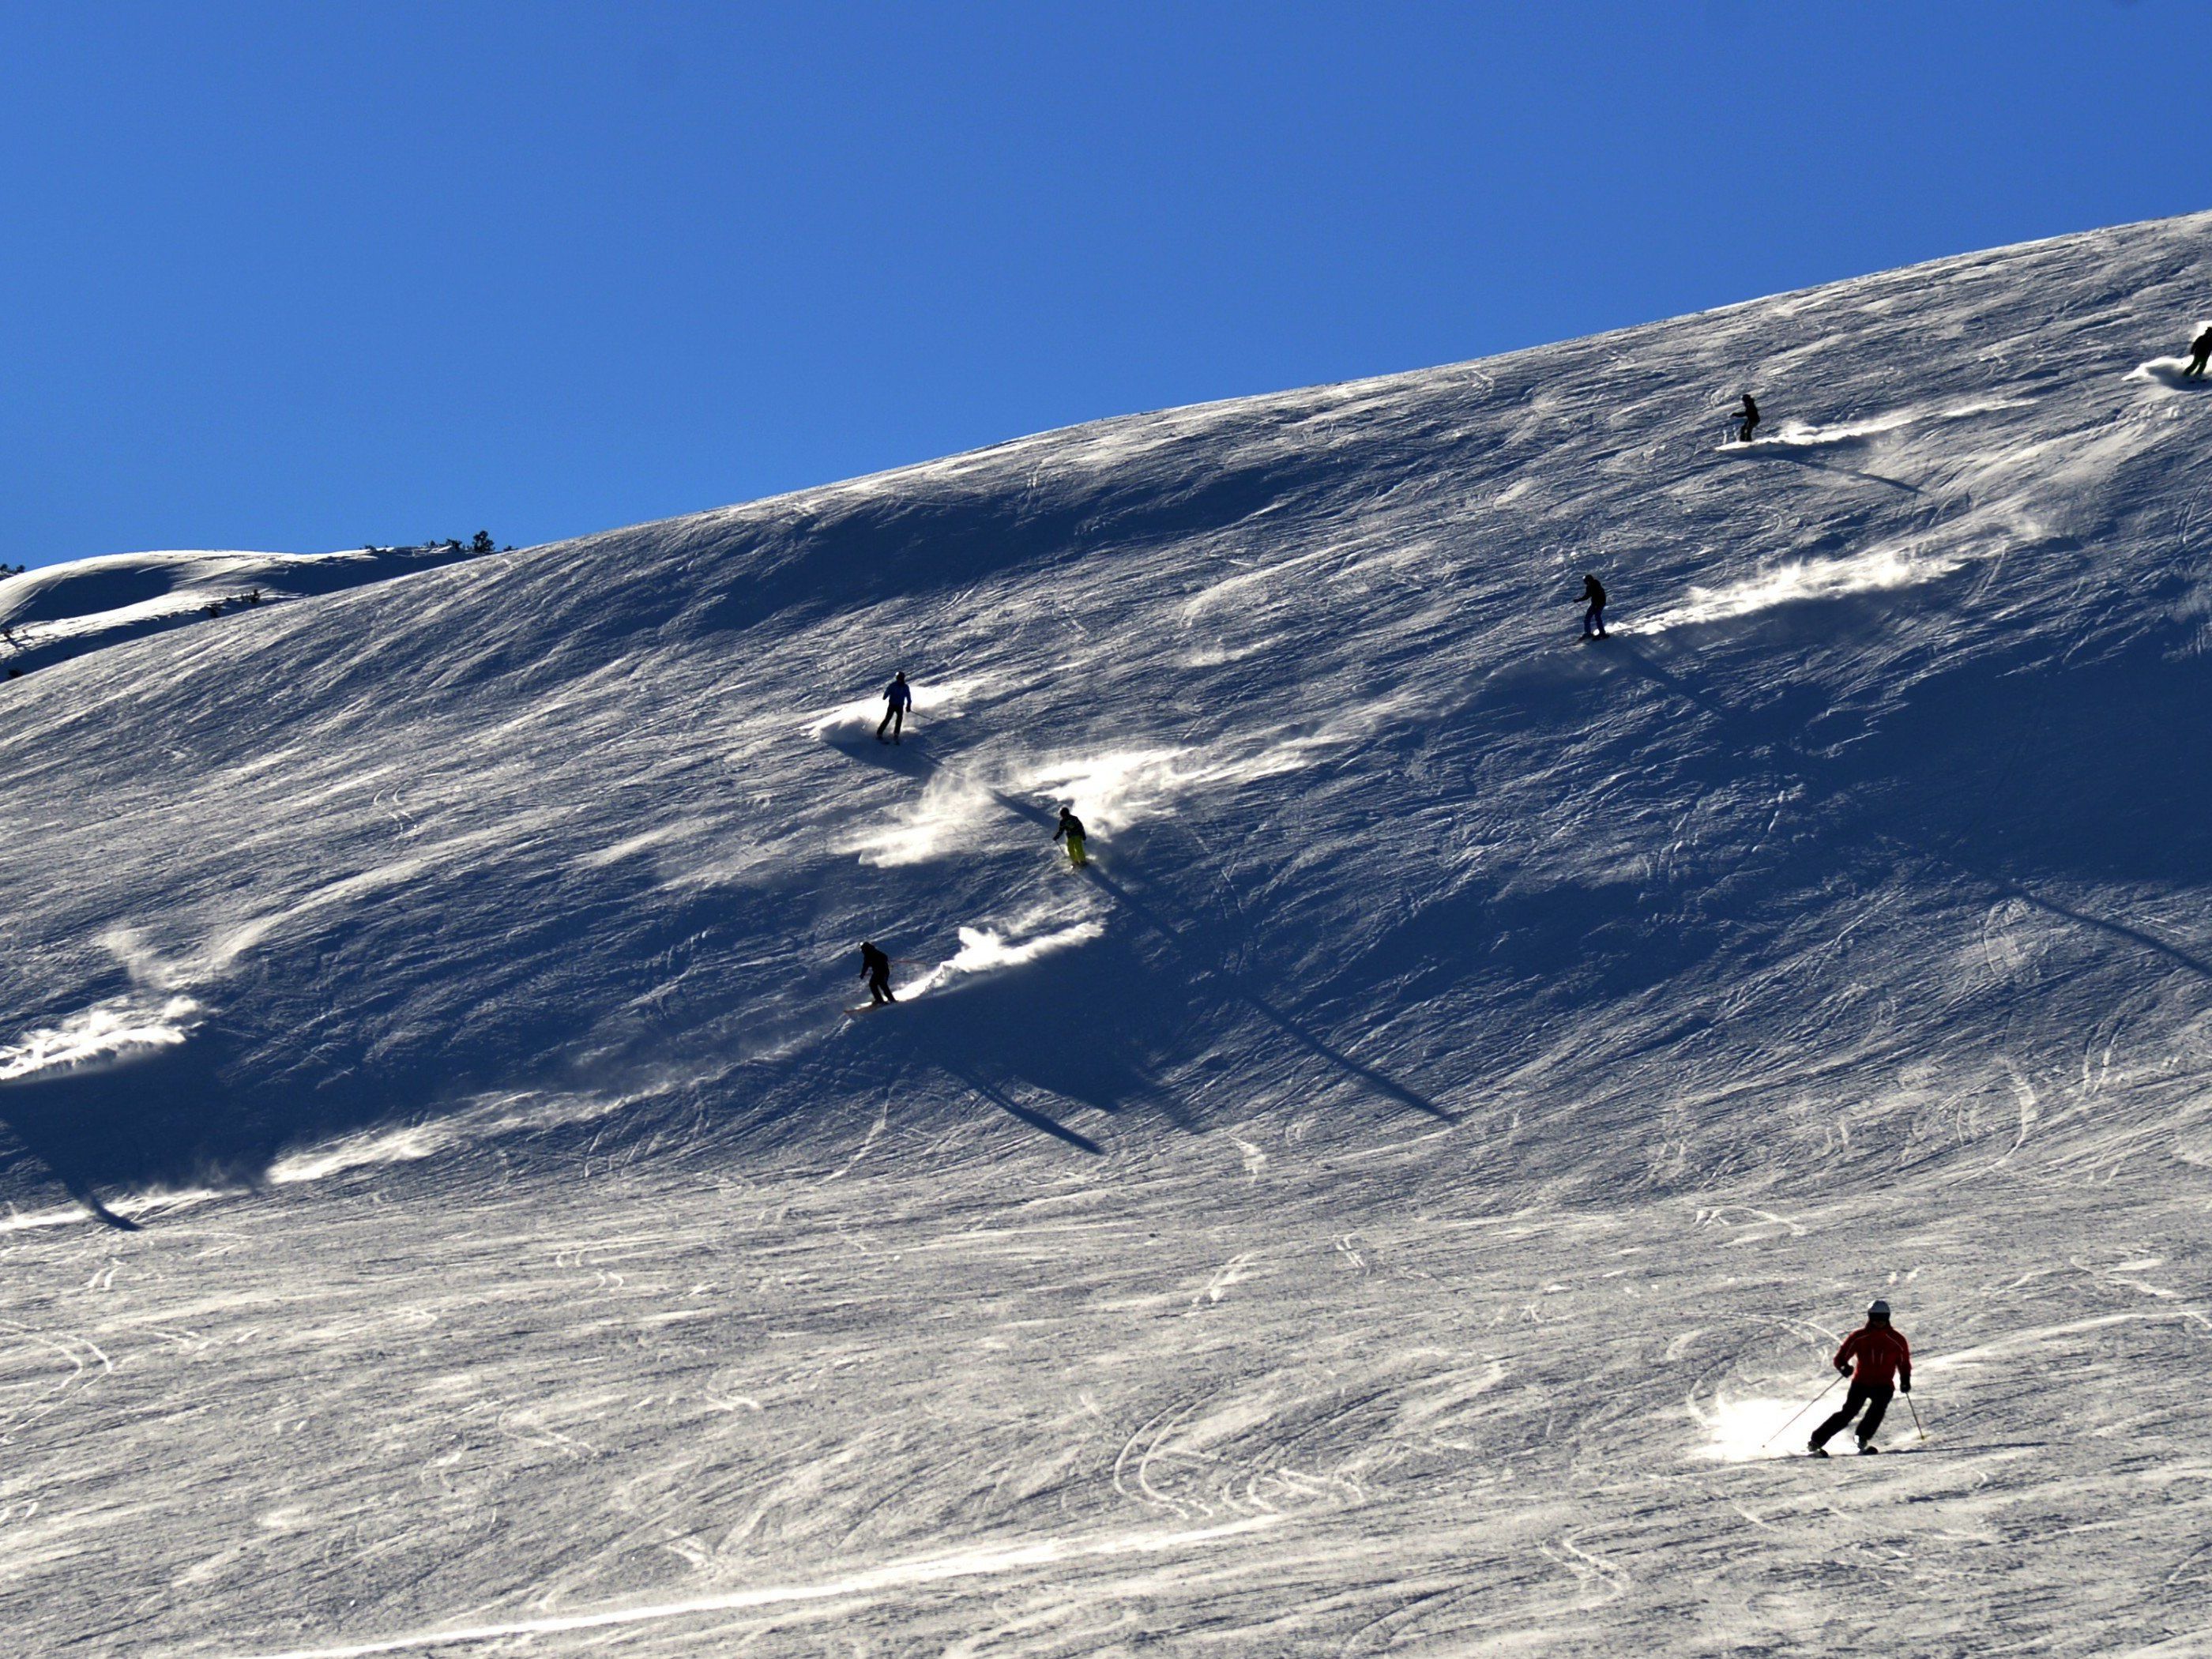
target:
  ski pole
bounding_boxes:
[1905,1393,1928,1443]
[1762,1373,1841,1449]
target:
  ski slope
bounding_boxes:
[3,211,2212,1655]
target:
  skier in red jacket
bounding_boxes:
[1808,1299,1912,1456]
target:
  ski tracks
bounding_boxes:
[0,1321,112,1442]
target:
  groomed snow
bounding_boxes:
[3,211,2212,1655]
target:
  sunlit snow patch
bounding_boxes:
[1690,1391,1820,1462]
[1936,397,2037,419]
[0,1186,228,1234]
[0,997,202,1083]
[1637,545,1967,632]
[269,1089,656,1184]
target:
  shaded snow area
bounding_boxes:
[5,213,2212,1656]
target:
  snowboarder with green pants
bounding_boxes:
[1053,807,1089,868]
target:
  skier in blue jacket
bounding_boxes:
[876,672,913,743]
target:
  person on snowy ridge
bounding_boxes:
[2184,325,2212,380]
[860,940,897,1005]
[1579,574,1608,640]
[1733,393,1760,444]
[1053,806,1089,867]
[1808,1298,1911,1456]
[876,672,913,744]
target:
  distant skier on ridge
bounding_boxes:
[876,672,913,744]
[860,940,897,1006]
[1579,574,1608,640]
[1053,806,1089,868]
[1808,1298,1911,1456]
[1733,393,1760,444]
[2184,325,2212,380]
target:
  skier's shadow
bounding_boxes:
[1728,445,1921,495]
[1605,633,2212,985]
[0,1026,245,1230]
[819,728,942,778]
[985,788,1057,830]
[884,931,1180,1147]
[940,1064,1103,1154]
[1081,862,1454,1125]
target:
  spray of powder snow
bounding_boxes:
[1025,702,1413,833]
[902,920,1105,998]
[2127,337,2212,389]
[1726,415,1909,452]
[1688,1391,1827,1462]
[0,997,202,1083]
[841,770,999,867]
[1719,397,2035,454]
[1636,545,1969,633]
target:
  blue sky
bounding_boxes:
[5,2,2206,568]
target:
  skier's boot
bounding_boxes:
[1857,1439,1879,1454]
[1807,1441,1829,1458]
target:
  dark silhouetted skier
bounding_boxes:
[1053,807,1089,867]
[1734,393,1760,443]
[1580,574,1608,640]
[876,672,912,743]
[1808,1299,1912,1456]
[2185,326,2212,379]
[860,940,896,1005]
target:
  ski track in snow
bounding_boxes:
[2,213,2212,1654]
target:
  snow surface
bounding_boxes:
[5,212,2212,1655]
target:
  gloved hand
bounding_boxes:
[1899,1378,1911,1394]
[1836,1364,1852,1376]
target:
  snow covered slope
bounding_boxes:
[3,213,2212,1656]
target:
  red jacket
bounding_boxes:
[1834,1323,1911,1387]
